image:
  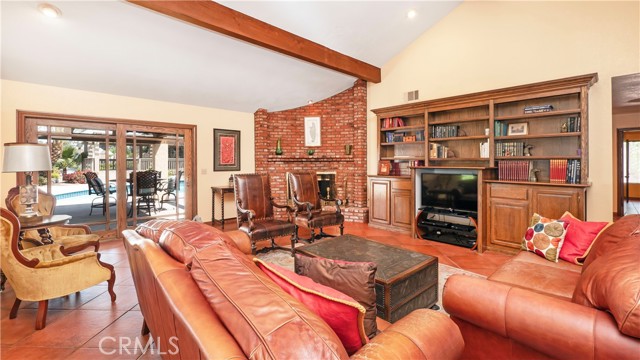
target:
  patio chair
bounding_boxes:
[129,170,158,216]
[287,171,344,243]
[158,176,176,209]
[233,174,296,255]
[1,208,115,329]
[84,172,116,216]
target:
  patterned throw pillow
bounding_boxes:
[522,213,569,262]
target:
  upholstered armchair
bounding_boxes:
[287,171,344,243]
[5,187,100,253]
[0,208,116,329]
[233,174,296,254]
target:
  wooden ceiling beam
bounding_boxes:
[127,0,381,83]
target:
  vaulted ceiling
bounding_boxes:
[1,1,461,112]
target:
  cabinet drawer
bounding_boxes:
[391,180,411,191]
[490,184,528,200]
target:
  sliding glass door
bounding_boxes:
[20,112,195,239]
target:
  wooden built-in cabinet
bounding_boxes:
[486,182,587,253]
[370,73,597,251]
[368,176,412,233]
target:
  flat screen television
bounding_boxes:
[421,172,478,214]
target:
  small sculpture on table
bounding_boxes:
[529,168,541,182]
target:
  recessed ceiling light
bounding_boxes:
[407,10,417,19]
[38,3,62,18]
[308,100,313,104]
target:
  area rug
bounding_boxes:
[255,250,485,314]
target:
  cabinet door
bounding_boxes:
[489,198,530,250]
[391,189,412,229]
[369,180,391,225]
[532,188,584,220]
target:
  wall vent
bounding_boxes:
[407,90,419,101]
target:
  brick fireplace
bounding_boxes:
[254,79,368,222]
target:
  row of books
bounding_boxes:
[429,143,450,158]
[495,141,525,157]
[389,162,411,176]
[429,125,458,138]
[479,141,490,158]
[565,116,581,132]
[498,161,532,182]
[494,121,509,136]
[550,159,582,184]
[381,117,405,128]
[384,130,425,143]
[524,105,554,114]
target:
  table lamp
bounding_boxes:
[2,143,52,219]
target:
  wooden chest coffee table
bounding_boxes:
[297,234,438,323]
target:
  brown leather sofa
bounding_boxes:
[443,215,640,360]
[123,220,464,359]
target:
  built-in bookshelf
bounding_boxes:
[375,109,426,176]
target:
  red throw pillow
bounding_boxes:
[559,212,612,264]
[254,258,367,355]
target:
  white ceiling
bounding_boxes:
[1,1,460,113]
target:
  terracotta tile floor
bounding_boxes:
[0,222,513,359]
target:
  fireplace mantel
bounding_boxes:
[267,155,354,163]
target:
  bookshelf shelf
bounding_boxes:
[430,135,489,141]
[494,108,581,121]
[380,125,424,132]
[381,141,425,146]
[495,155,581,160]
[429,157,487,162]
[380,156,423,161]
[428,116,490,125]
[495,132,580,140]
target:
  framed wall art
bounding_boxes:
[213,129,240,171]
[304,116,321,146]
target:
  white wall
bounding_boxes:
[367,1,640,221]
[0,80,255,221]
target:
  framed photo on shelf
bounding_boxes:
[378,160,391,175]
[213,129,241,171]
[507,122,528,136]
[304,116,321,146]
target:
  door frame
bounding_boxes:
[16,110,197,238]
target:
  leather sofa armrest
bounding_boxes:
[224,230,252,255]
[351,309,463,360]
[443,274,640,360]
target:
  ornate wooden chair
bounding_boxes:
[233,174,296,254]
[1,208,116,329]
[287,171,344,243]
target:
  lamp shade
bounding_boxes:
[2,143,52,173]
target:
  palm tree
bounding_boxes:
[55,144,80,178]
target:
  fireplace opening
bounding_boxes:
[317,172,336,199]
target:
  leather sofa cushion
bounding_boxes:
[295,254,378,339]
[582,214,640,270]
[572,228,640,338]
[159,221,237,266]
[488,252,580,300]
[190,241,349,360]
[135,219,182,243]
[255,258,367,355]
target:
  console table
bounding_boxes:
[211,186,234,229]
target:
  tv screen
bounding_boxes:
[421,173,478,213]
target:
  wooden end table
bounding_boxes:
[211,186,234,229]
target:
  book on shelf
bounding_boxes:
[549,159,581,184]
[524,105,554,114]
[382,117,405,128]
[429,125,458,138]
[566,116,581,132]
[495,141,524,157]
[479,141,490,158]
[429,143,449,159]
[497,160,531,181]
[384,130,424,143]
[494,121,508,136]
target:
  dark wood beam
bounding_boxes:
[127,0,381,83]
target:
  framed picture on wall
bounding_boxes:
[304,116,321,146]
[213,129,240,171]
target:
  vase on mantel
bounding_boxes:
[275,138,283,155]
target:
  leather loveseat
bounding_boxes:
[443,215,640,359]
[123,220,464,359]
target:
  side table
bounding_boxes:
[211,186,235,229]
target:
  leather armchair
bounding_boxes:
[5,187,100,253]
[288,171,344,242]
[1,208,116,329]
[233,174,296,254]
